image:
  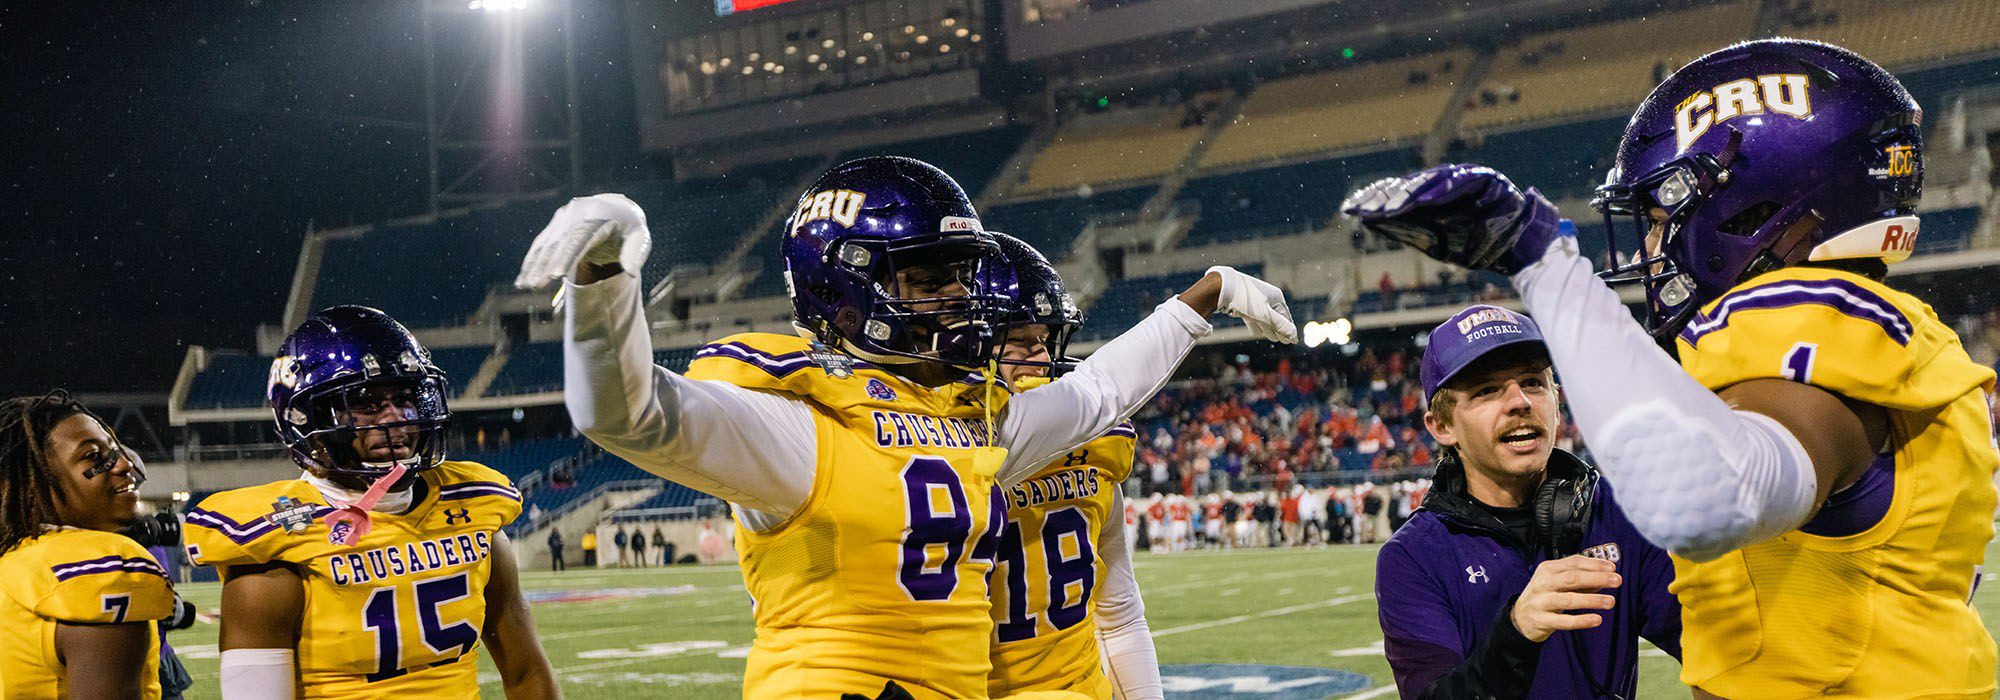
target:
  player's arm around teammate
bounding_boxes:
[0,391,174,700]
[1373,308,1679,699]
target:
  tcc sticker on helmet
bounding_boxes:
[1159,664,1373,699]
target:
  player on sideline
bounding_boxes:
[515,156,1296,699]
[1346,38,1997,698]
[0,391,173,698]
[983,232,1160,700]
[184,307,560,699]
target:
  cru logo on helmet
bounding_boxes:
[790,189,866,230]
[1674,74,1812,153]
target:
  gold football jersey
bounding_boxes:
[0,528,173,699]
[686,332,1013,699]
[184,461,521,699]
[1671,267,1997,698]
[988,425,1137,700]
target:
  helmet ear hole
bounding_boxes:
[1717,201,1783,238]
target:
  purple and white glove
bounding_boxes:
[1341,164,1571,275]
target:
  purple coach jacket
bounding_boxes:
[1375,449,1681,699]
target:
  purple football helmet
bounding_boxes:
[783,156,1012,370]
[1593,39,1924,339]
[990,231,1084,374]
[269,306,451,478]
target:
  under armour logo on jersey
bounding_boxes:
[1466,565,1489,584]
[444,508,471,525]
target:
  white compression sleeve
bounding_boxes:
[219,648,294,700]
[1095,491,1163,700]
[999,299,1211,485]
[1509,231,1819,561]
[564,275,817,521]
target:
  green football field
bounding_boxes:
[164,539,2000,699]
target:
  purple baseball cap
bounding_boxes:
[1421,305,1547,401]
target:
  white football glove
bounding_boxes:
[1207,265,1298,344]
[513,193,653,290]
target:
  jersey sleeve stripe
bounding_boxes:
[51,555,167,581]
[184,506,284,544]
[1105,423,1138,439]
[1679,278,1913,347]
[695,343,815,378]
[438,482,523,502]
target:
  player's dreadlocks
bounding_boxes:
[0,390,103,556]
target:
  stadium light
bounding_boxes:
[467,0,531,11]
[1302,318,1353,348]
[1341,47,1356,59]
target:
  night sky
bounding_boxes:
[1,1,642,397]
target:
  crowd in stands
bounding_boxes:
[1129,348,1584,499]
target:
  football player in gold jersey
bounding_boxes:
[984,233,1160,700]
[516,157,1297,698]
[1350,39,1996,699]
[183,307,558,699]
[0,390,173,699]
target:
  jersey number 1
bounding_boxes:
[362,572,480,682]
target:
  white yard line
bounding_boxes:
[1151,594,1371,638]
[1343,684,1399,699]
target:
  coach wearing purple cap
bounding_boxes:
[1375,305,1680,699]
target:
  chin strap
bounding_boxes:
[323,464,409,546]
[972,359,1008,478]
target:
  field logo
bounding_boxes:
[1160,664,1372,699]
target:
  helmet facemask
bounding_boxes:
[283,374,449,481]
[815,232,1012,370]
[1594,129,1743,340]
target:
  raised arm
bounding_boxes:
[527,194,819,519]
[999,267,1296,484]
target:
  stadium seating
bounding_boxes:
[1201,50,1472,168]
[430,346,492,396]
[1018,106,1208,195]
[838,126,1031,202]
[1447,117,1626,200]
[1771,0,2000,74]
[613,480,710,513]
[486,342,564,396]
[1459,1,1756,130]
[1177,151,1416,248]
[984,185,1156,257]
[183,353,274,410]
[453,435,587,480]
[1921,207,1983,253]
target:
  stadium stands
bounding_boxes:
[487,342,563,396]
[1201,50,1472,168]
[1177,151,1415,248]
[984,185,1155,257]
[454,435,587,480]
[1771,0,2000,74]
[1446,117,1626,200]
[183,353,273,410]
[1921,207,1983,253]
[1018,105,1209,195]
[1460,2,1758,130]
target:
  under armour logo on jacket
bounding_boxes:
[1466,565,1489,584]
